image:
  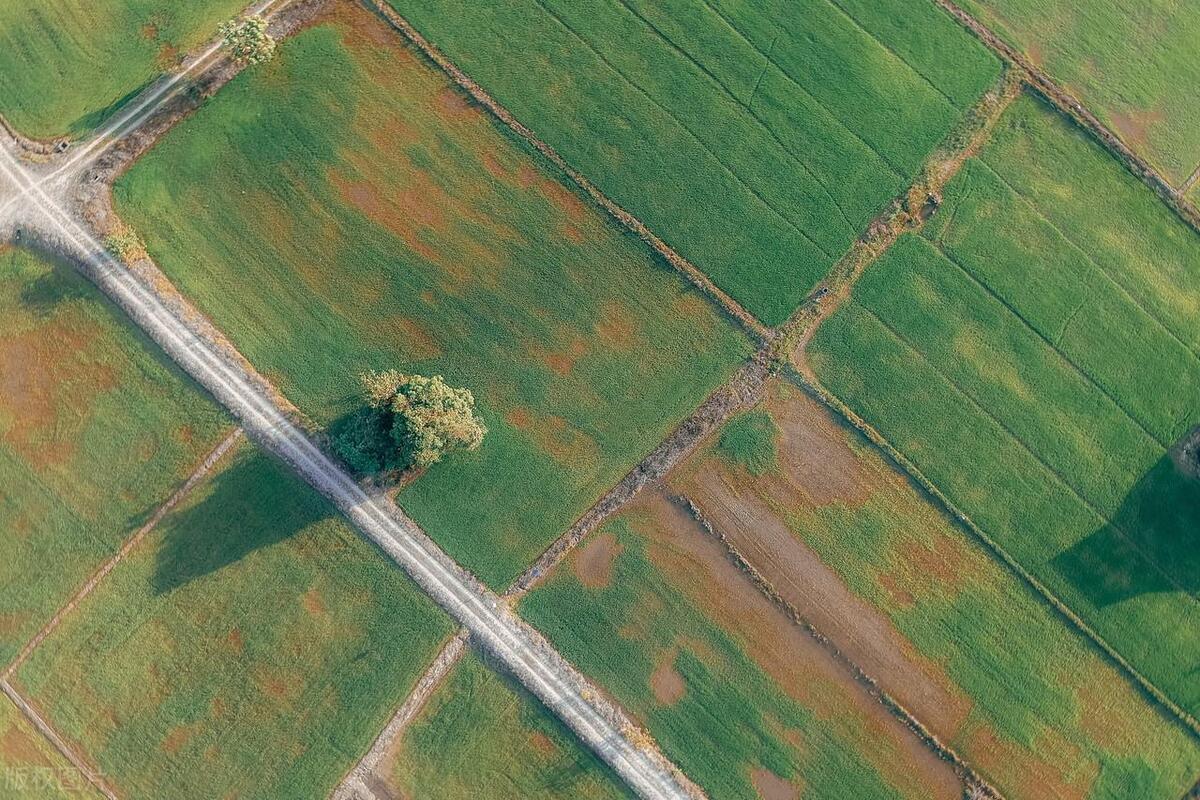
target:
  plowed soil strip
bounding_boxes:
[2,428,244,681]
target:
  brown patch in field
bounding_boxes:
[322,0,401,48]
[516,163,539,189]
[751,768,798,800]
[1110,108,1165,149]
[672,386,974,739]
[1073,675,1142,756]
[560,223,585,243]
[649,649,686,705]
[436,86,474,118]
[538,178,588,221]
[670,292,717,331]
[419,290,435,306]
[573,532,622,589]
[0,721,51,765]
[1025,42,1043,67]
[537,336,589,376]
[161,724,195,755]
[0,309,118,470]
[361,113,421,152]
[139,23,158,40]
[301,587,327,618]
[374,315,442,360]
[155,43,180,70]
[967,723,1091,800]
[876,572,915,609]
[480,151,510,181]
[0,610,28,639]
[226,628,244,655]
[528,730,556,755]
[504,406,600,468]
[765,384,869,506]
[633,493,963,797]
[594,300,640,349]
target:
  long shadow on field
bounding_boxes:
[152,449,329,594]
[1051,444,1200,607]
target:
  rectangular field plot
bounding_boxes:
[394,0,1001,324]
[522,497,968,799]
[957,0,1200,185]
[0,246,228,665]
[115,0,751,589]
[386,650,632,800]
[0,0,246,137]
[677,381,1200,799]
[810,93,1200,715]
[11,441,454,800]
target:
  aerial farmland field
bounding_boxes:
[11,441,453,799]
[0,0,246,137]
[387,651,633,800]
[0,245,228,665]
[810,92,1200,715]
[955,0,1200,185]
[2,0,1200,796]
[521,492,972,799]
[673,380,1200,798]
[115,1,751,589]
[393,0,1001,324]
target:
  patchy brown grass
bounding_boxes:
[751,768,799,800]
[572,532,622,589]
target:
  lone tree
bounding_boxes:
[218,15,276,66]
[334,371,486,475]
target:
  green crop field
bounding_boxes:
[0,0,246,138]
[11,441,453,799]
[389,651,632,800]
[393,0,1000,324]
[956,0,1200,185]
[0,246,228,666]
[0,694,104,799]
[523,496,971,799]
[681,381,1200,798]
[811,93,1200,715]
[115,2,750,589]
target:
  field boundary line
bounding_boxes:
[779,67,1020,365]
[360,0,769,342]
[1,680,118,800]
[669,492,999,799]
[784,368,1200,742]
[932,0,1200,236]
[331,629,469,800]
[505,353,770,598]
[1,427,245,682]
[1182,164,1200,196]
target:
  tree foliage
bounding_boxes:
[218,16,276,66]
[334,372,486,474]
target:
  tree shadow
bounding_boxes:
[1051,439,1200,607]
[151,448,330,594]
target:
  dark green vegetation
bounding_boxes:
[811,93,1200,714]
[0,0,246,137]
[687,382,1200,798]
[395,0,1001,324]
[523,501,966,800]
[957,0,1200,184]
[389,651,633,800]
[115,2,750,589]
[13,442,454,799]
[0,246,228,665]
[715,408,778,476]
